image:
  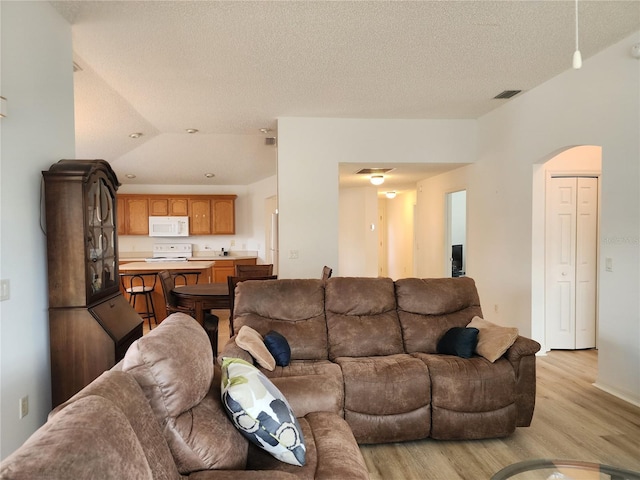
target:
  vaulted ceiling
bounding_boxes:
[51,1,640,189]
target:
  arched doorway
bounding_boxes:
[531,145,602,353]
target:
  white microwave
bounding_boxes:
[148,216,189,237]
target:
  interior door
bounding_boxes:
[545,176,598,349]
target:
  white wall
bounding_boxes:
[277,118,477,278]
[117,175,277,262]
[385,190,416,280]
[0,2,75,459]
[421,34,639,403]
[338,187,379,277]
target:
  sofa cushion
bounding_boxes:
[0,395,153,480]
[413,353,516,439]
[49,371,182,480]
[123,313,247,473]
[325,277,404,360]
[236,325,276,370]
[264,331,292,367]
[221,358,306,466]
[234,279,328,360]
[264,360,344,417]
[336,354,431,443]
[437,326,479,358]
[467,316,519,362]
[246,412,369,480]
[396,277,484,354]
[123,313,213,418]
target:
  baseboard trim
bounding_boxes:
[592,382,640,408]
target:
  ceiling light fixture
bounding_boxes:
[204,173,215,178]
[385,191,397,199]
[259,128,271,134]
[186,128,199,134]
[370,175,384,186]
[125,174,136,179]
[129,132,143,139]
[572,0,582,69]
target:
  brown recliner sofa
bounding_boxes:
[222,276,541,444]
[0,313,369,480]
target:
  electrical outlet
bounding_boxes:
[19,396,29,419]
[230,240,236,247]
[289,250,299,260]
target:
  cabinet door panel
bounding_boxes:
[189,198,211,235]
[212,199,235,234]
[170,198,189,216]
[126,197,149,235]
[149,198,169,216]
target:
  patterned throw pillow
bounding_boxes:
[220,358,306,466]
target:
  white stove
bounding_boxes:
[145,243,193,262]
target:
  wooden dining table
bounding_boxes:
[172,283,229,325]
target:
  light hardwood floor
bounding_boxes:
[149,314,640,479]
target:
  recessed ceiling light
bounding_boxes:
[129,132,143,139]
[204,173,215,178]
[125,174,136,179]
[186,128,199,134]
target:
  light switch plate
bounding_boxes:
[0,279,9,301]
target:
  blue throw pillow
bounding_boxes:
[264,331,291,367]
[437,327,479,359]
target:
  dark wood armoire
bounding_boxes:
[42,159,142,407]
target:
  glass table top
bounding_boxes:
[492,459,640,480]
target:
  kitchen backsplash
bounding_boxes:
[118,235,259,259]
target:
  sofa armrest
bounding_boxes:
[217,336,252,365]
[189,471,299,480]
[505,336,541,363]
[504,336,541,427]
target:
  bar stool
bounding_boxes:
[172,271,201,286]
[120,273,158,330]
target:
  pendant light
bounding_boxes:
[572,0,582,69]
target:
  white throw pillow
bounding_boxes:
[221,357,306,466]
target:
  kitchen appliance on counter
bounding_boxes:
[145,243,193,262]
[148,216,189,237]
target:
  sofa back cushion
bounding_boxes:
[49,371,182,480]
[123,313,247,473]
[395,277,483,354]
[0,395,153,479]
[234,279,328,360]
[325,277,403,360]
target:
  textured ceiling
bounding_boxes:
[50,1,640,187]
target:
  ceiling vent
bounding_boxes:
[265,137,277,146]
[494,90,522,99]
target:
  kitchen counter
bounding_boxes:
[119,260,216,272]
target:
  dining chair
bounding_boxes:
[227,274,277,337]
[321,265,333,281]
[120,273,157,330]
[159,270,219,357]
[234,264,274,277]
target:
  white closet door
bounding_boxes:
[545,176,598,349]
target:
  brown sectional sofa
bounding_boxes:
[224,276,541,444]
[0,313,369,480]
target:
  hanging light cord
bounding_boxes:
[572,0,582,69]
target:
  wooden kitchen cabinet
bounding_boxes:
[43,160,143,407]
[211,258,257,283]
[149,197,169,216]
[118,194,236,235]
[189,198,212,235]
[212,197,236,234]
[124,196,149,235]
[170,197,189,216]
